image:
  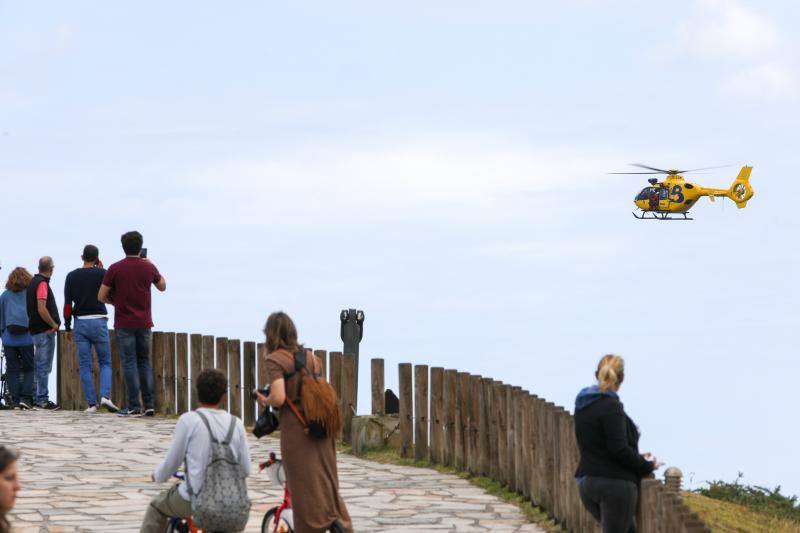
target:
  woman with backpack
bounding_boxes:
[257,311,351,533]
[0,267,36,410]
[574,354,661,533]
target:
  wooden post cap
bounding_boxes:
[664,466,683,492]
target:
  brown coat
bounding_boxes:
[266,349,352,533]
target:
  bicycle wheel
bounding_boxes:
[261,507,293,533]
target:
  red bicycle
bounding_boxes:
[260,452,346,533]
[260,452,293,533]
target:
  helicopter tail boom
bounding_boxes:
[726,165,754,208]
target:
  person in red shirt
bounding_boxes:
[98,231,166,417]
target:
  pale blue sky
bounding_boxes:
[1,1,798,496]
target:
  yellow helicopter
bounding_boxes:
[612,164,755,220]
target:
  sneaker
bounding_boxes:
[100,397,119,413]
[117,408,144,418]
[16,401,31,410]
[85,405,97,414]
[144,408,155,417]
[38,401,60,411]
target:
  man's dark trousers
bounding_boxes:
[116,328,154,410]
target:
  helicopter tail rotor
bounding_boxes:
[726,166,754,208]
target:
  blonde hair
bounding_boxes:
[596,354,625,392]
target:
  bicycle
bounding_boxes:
[260,452,293,533]
[260,452,346,533]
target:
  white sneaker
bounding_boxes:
[100,397,119,413]
[85,405,97,414]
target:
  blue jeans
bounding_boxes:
[74,318,112,406]
[4,344,34,404]
[32,331,56,405]
[116,328,153,410]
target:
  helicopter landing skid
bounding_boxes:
[632,210,693,221]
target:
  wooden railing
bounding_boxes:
[369,360,712,533]
[56,330,358,434]
[55,332,710,532]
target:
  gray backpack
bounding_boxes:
[186,411,251,532]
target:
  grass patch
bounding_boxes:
[684,492,800,533]
[343,443,562,532]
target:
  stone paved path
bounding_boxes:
[1,410,544,532]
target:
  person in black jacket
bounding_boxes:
[574,355,661,533]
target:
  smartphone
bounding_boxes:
[140,248,148,259]
[251,387,271,400]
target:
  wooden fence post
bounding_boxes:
[520,392,531,500]
[371,358,385,416]
[150,332,165,414]
[341,354,356,444]
[165,332,177,415]
[110,330,126,410]
[455,372,469,471]
[479,377,491,476]
[430,367,444,464]
[487,380,499,480]
[414,364,429,462]
[314,350,327,384]
[57,331,79,410]
[228,339,242,418]
[256,343,267,389]
[215,337,228,411]
[469,375,481,475]
[496,382,509,486]
[176,333,189,415]
[512,387,522,493]
[330,352,343,438]
[444,369,457,468]
[201,335,214,371]
[399,363,413,458]
[243,341,256,426]
[189,333,202,410]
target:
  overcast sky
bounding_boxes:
[1,0,798,496]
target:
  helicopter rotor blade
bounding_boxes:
[608,171,667,175]
[630,163,671,173]
[674,164,735,173]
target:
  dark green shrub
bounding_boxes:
[695,473,800,522]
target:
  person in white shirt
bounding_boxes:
[140,369,251,533]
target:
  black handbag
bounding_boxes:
[252,406,279,438]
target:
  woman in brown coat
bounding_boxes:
[257,312,352,533]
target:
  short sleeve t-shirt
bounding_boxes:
[36,281,48,300]
[102,257,161,329]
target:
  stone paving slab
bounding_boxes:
[1,410,543,532]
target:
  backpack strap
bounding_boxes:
[222,414,237,445]
[195,410,218,444]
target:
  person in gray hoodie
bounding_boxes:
[0,268,35,409]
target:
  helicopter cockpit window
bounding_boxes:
[659,187,669,199]
[636,188,653,201]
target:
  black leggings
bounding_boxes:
[578,476,638,533]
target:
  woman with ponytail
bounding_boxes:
[574,355,660,533]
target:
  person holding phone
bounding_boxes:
[574,355,661,533]
[98,231,166,417]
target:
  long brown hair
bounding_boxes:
[5,267,32,292]
[264,312,299,354]
[0,446,20,533]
